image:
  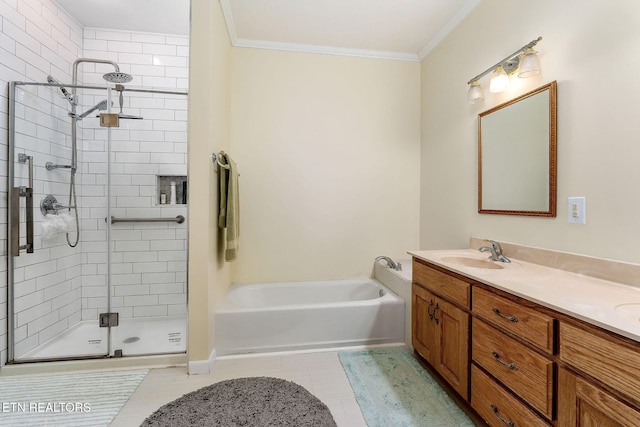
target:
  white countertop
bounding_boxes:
[409,249,640,343]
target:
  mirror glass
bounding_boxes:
[478,81,557,216]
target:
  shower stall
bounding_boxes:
[7,59,189,363]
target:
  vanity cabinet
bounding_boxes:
[411,256,640,426]
[558,321,640,427]
[412,260,470,399]
[412,258,555,425]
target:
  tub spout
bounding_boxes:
[375,256,402,271]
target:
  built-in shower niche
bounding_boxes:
[157,175,187,205]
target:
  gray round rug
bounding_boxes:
[140,377,337,426]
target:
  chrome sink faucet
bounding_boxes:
[375,256,402,271]
[479,240,511,263]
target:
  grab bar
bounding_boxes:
[11,154,34,255]
[106,215,185,224]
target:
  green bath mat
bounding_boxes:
[339,347,474,427]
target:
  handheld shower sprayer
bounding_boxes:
[47,75,76,106]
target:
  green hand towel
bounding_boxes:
[218,153,239,261]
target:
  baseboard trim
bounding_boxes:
[188,347,216,375]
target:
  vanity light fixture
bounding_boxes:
[467,36,542,103]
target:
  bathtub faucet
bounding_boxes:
[375,256,402,271]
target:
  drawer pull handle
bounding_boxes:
[427,300,434,320]
[492,351,518,370]
[433,303,440,325]
[492,308,518,322]
[491,404,516,427]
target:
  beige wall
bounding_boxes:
[420,0,640,263]
[187,0,232,363]
[230,49,421,282]
[187,5,420,365]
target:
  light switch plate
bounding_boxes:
[568,197,586,224]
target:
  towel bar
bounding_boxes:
[211,151,230,169]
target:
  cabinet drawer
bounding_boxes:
[413,260,470,308]
[471,365,551,427]
[473,287,555,353]
[559,321,640,405]
[473,318,554,419]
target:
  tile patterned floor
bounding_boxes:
[110,350,367,426]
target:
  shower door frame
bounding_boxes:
[7,81,190,363]
[7,81,117,363]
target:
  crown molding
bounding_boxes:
[219,0,417,62]
[219,0,238,43]
[417,0,481,61]
[233,38,419,62]
[219,0,477,63]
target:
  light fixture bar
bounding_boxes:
[467,37,542,84]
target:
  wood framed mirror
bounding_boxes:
[478,81,557,216]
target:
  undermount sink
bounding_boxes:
[441,256,504,270]
[614,303,640,323]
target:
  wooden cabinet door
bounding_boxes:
[412,284,437,365]
[412,282,470,400]
[435,296,469,399]
[558,368,640,427]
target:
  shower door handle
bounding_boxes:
[11,186,34,256]
[11,154,34,256]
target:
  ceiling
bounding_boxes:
[55,0,191,36]
[56,0,480,61]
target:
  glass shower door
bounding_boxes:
[8,81,112,362]
[106,87,189,357]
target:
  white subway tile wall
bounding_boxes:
[0,0,188,363]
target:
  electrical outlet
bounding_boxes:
[568,197,586,224]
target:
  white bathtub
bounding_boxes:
[215,279,405,356]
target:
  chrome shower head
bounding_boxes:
[103,72,133,84]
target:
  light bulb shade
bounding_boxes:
[489,65,509,93]
[467,81,484,103]
[518,48,541,78]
